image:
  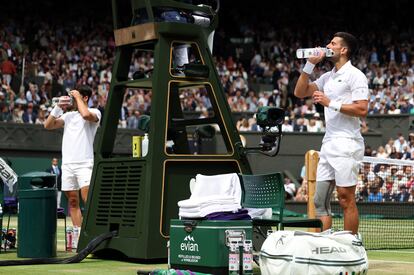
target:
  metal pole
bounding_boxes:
[20,56,25,94]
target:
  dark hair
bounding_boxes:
[334,32,358,58]
[77,85,92,99]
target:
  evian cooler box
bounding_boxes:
[170,219,252,275]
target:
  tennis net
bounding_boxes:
[331,156,414,250]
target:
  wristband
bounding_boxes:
[302,61,315,75]
[50,105,63,118]
[328,101,342,112]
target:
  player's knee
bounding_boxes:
[314,196,330,216]
[337,191,355,210]
[314,181,332,216]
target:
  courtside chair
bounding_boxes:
[238,172,323,232]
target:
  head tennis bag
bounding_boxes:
[260,230,368,275]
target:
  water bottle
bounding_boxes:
[142,133,149,157]
[228,241,240,275]
[66,226,73,251]
[52,96,73,107]
[72,226,80,250]
[242,240,253,275]
[296,47,334,59]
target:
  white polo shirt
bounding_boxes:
[314,61,369,143]
[60,109,101,164]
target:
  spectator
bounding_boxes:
[295,180,308,202]
[22,103,37,124]
[293,118,307,132]
[368,184,383,202]
[395,185,410,202]
[284,177,296,200]
[0,57,17,85]
[281,116,293,132]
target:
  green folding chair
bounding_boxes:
[239,172,323,231]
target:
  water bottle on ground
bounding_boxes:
[296,47,334,59]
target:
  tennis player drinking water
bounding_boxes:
[294,32,369,234]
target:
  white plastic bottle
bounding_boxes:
[242,240,253,275]
[228,241,240,275]
[142,133,149,157]
[296,47,334,59]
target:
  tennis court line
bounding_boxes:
[372,250,414,254]
[370,259,414,264]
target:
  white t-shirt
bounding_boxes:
[60,109,101,164]
[314,61,369,143]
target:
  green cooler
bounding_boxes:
[170,219,252,275]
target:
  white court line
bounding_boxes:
[370,259,414,264]
[371,250,414,254]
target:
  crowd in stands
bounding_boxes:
[289,132,414,203]
[2,6,414,130]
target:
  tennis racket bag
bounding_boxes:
[260,230,369,275]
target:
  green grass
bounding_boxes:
[332,218,414,250]
[1,216,414,274]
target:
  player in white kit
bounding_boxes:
[294,32,369,234]
[44,85,101,247]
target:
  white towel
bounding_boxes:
[178,195,237,208]
[179,203,241,218]
[177,173,242,218]
[191,173,241,201]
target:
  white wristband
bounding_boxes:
[328,101,342,112]
[50,106,63,118]
[302,61,315,75]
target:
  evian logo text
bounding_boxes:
[180,235,199,252]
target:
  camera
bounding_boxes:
[256,106,285,128]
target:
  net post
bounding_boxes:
[305,150,319,232]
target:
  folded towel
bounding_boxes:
[178,196,238,208]
[179,203,241,218]
[191,173,241,202]
[177,173,243,218]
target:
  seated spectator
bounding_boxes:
[307,118,321,132]
[395,185,410,202]
[281,116,293,132]
[368,184,383,202]
[408,187,414,202]
[237,118,251,132]
[293,118,307,132]
[22,103,37,124]
[376,146,388,158]
[294,180,308,202]
[383,187,394,202]
[284,177,296,201]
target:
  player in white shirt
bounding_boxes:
[294,32,369,234]
[44,86,101,231]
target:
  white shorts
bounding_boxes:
[61,161,93,191]
[316,138,364,187]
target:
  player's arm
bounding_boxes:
[44,116,65,129]
[44,105,65,130]
[338,100,368,117]
[294,75,319,98]
[294,49,326,98]
[71,90,99,123]
[313,91,368,117]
